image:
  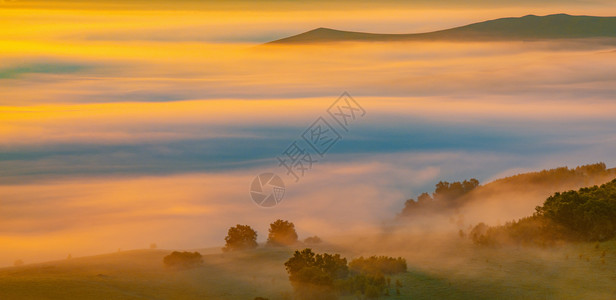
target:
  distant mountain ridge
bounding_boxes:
[268,14,616,44]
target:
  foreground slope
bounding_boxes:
[1,239,616,300]
[269,14,616,44]
[0,248,294,300]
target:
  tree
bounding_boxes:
[223,224,258,252]
[470,222,490,245]
[417,192,433,204]
[400,178,479,216]
[163,251,203,268]
[433,178,479,203]
[267,219,298,246]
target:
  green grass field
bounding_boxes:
[1,239,615,300]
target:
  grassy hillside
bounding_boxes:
[269,14,616,44]
[1,239,615,299]
[0,247,294,300]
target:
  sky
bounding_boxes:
[1,0,616,266]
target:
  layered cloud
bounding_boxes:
[1,1,616,266]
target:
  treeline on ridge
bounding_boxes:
[400,163,615,218]
[471,178,616,246]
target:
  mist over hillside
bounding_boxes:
[3,0,616,298]
[397,163,616,231]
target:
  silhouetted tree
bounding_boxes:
[433,178,479,203]
[401,178,479,216]
[470,222,490,245]
[417,192,433,204]
[267,219,298,246]
[13,259,24,267]
[223,224,258,252]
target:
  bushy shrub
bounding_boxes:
[163,251,203,268]
[304,236,322,244]
[284,249,347,299]
[284,249,405,299]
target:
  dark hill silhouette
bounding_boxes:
[268,14,616,44]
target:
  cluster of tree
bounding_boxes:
[284,248,406,299]
[400,163,615,220]
[163,251,203,268]
[469,217,568,247]
[471,178,616,246]
[223,219,300,252]
[400,178,479,217]
[537,178,616,241]
[487,163,613,191]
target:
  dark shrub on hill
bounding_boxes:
[304,236,322,244]
[163,251,203,268]
[284,249,405,299]
[285,248,348,284]
[284,248,347,300]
